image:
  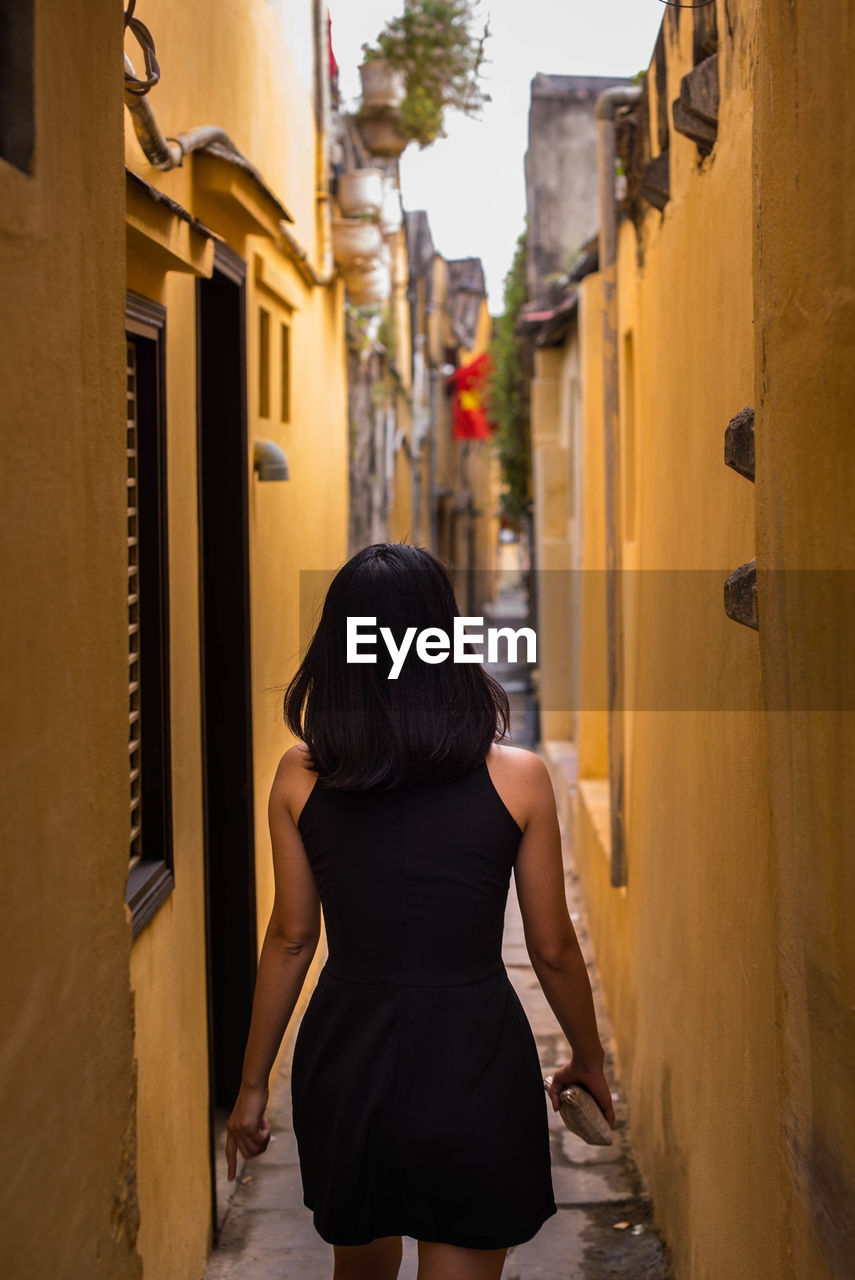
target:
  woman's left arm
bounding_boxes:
[225,750,321,1181]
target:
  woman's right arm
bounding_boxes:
[510,751,616,1126]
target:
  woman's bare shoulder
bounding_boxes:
[486,742,550,781]
[485,743,553,829]
[270,743,317,824]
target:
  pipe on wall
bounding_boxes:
[124,54,235,171]
[124,51,336,290]
[595,84,641,889]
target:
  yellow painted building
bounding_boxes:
[351,205,500,599]
[532,2,855,1277]
[424,250,499,607]
[2,2,347,1277]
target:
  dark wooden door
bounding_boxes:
[197,244,257,1135]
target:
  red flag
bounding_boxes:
[327,10,338,82]
[447,353,494,440]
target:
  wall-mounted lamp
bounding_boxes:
[253,438,290,482]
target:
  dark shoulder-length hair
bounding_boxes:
[283,542,509,789]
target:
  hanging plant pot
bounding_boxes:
[332,216,383,269]
[344,260,391,307]
[337,168,384,218]
[358,59,406,110]
[356,112,408,159]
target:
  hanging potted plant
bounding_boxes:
[358,1,491,153]
[358,60,406,110]
[344,258,392,307]
[336,168,385,218]
[332,213,384,269]
[355,113,410,159]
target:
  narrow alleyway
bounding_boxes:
[204,590,670,1280]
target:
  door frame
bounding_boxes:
[196,241,258,1240]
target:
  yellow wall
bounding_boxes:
[531,343,575,741]
[387,220,415,543]
[576,274,609,780]
[0,2,141,1276]
[122,4,349,1276]
[123,2,320,256]
[466,299,500,594]
[248,250,348,934]
[127,266,212,1280]
[569,4,794,1277]
[752,3,855,1276]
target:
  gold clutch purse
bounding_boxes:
[543,1076,614,1146]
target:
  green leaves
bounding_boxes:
[364,1,491,148]
[487,230,531,527]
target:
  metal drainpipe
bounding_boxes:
[124,53,336,288]
[595,84,641,889]
[124,54,231,170]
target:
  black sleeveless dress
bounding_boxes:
[291,758,557,1248]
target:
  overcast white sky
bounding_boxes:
[328,0,665,311]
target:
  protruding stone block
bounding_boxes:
[672,100,717,152]
[681,55,719,125]
[724,559,758,630]
[724,405,755,482]
[640,151,670,211]
[673,55,719,155]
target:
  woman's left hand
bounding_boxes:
[548,1058,616,1128]
[225,1083,271,1181]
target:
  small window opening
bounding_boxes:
[0,0,35,173]
[127,342,143,866]
[280,323,291,424]
[259,307,270,418]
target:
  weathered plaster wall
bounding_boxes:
[531,343,576,741]
[575,274,610,781]
[0,2,141,1276]
[123,0,319,252]
[248,253,348,937]
[573,4,790,1277]
[121,4,349,1276]
[753,3,855,1276]
[126,262,212,1280]
[524,75,630,302]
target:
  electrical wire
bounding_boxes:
[124,0,161,95]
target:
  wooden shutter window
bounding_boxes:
[127,340,143,867]
[124,293,174,936]
[259,306,270,418]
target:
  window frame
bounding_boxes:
[280,319,291,424]
[124,291,175,937]
[258,305,270,418]
[0,0,35,174]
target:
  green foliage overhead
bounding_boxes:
[363,1,490,148]
[487,229,531,528]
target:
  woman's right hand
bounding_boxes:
[548,1058,616,1128]
[225,1082,271,1181]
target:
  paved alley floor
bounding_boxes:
[203,770,670,1280]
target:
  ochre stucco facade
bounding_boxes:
[1,2,141,1276]
[2,3,348,1277]
[123,4,347,1276]
[534,2,855,1277]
